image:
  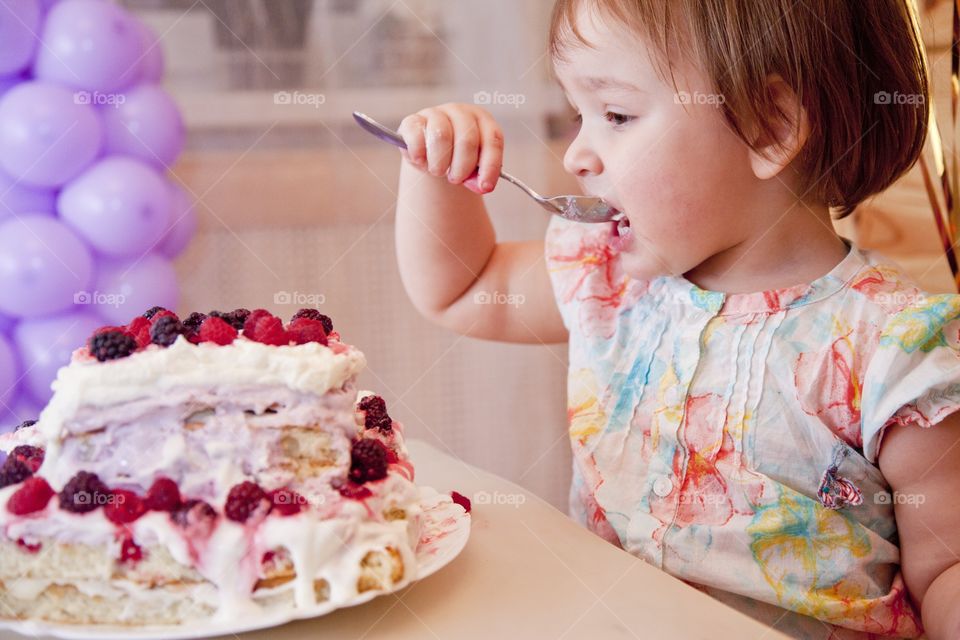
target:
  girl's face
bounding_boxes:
[553,8,762,282]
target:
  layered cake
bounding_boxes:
[0,307,458,626]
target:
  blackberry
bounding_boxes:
[89,330,137,362]
[349,439,389,484]
[291,308,333,334]
[14,419,36,432]
[143,306,168,319]
[10,445,44,472]
[182,312,208,335]
[0,459,32,489]
[209,309,250,332]
[59,471,109,513]
[150,316,186,347]
[358,395,392,432]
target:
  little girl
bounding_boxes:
[394,1,960,638]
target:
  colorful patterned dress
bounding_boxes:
[544,216,960,639]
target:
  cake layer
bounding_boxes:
[40,389,357,499]
[38,337,366,440]
[0,544,404,625]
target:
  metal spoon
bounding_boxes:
[353,112,621,224]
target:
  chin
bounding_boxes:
[619,250,673,281]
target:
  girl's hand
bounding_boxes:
[397,103,504,194]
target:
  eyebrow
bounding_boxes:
[578,76,642,92]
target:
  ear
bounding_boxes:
[748,75,810,180]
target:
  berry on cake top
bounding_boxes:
[86,307,337,362]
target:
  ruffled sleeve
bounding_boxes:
[860,293,960,463]
[543,216,643,340]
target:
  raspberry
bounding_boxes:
[59,471,109,513]
[349,439,389,484]
[10,445,44,473]
[105,489,146,524]
[89,330,137,362]
[7,477,55,515]
[0,459,32,489]
[171,499,217,537]
[198,316,238,345]
[182,312,207,335]
[450,490,472,513]
[291,309,333,334]
[144,477,181,512]
[143,306,169,319]
[332,477,372,500]
[243,310,289,346]
[287,318,328,346]
[126,316,152,348]
[224,481,272,523]
[268,488,305,516]
[119,537,143,564]
[150,315,186,347]
[210,308,250,332]
[16,538,41,553]
[14,419,37,432]
[358,395,392,432]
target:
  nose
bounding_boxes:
[563,130,603,177]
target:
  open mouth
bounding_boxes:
[613,213,631,238]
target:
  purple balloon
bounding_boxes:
[0,215,95,318]
[158,182,196,258]
[0,313,15,335]
[0,0,41,77]
[0,75,25,99]
[93,253,178,325]
[13,310,102,403]
[0,168,57,218]
[133,20,164,84]
[0,82,103,188]
[101,85,184,168]
[58,156,172,258]
[34,0,144,93]
[0,333,20,408]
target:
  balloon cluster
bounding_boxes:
[0,0,195,426]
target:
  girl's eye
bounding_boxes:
[604,111,634,127]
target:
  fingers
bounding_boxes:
[445,107,481,184]
[422,110,454,177]
[476,116,504,192]
[397,104,504,194]
[397,114,427,168]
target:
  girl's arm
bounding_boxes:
[878,415,960,639]
[395,103,567,344]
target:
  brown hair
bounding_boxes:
[549,0,929,218]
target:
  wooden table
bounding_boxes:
[9,440,789,640]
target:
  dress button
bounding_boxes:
[652,476,673,497]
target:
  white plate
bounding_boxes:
[0,486,471,640]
